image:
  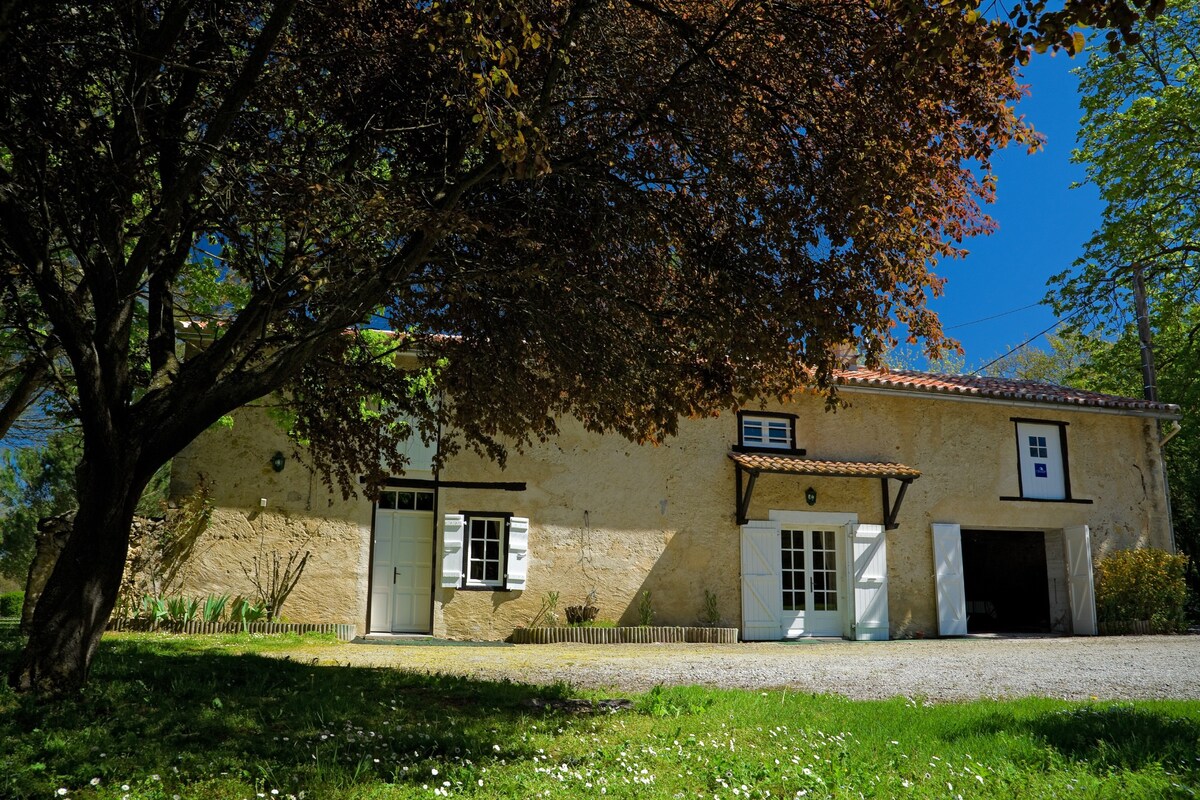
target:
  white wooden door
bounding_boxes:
[1063,524,1097,635]
[931,523,967,636]
[1016,422,1066,499]
[741,521,783,641]
[780,527,842,636]
[370,489,435,633]
[850,523,889,640]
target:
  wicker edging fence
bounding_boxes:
[1097,619,1154,636]
[511,626,739,644]
[107,619,356,641]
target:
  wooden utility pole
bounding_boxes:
[1132,263,1158,402]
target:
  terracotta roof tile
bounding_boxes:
[729,451,921,480]
[836,367,1181,417]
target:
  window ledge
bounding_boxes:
[458,584,509,592]
[731,445,807,456]
[998,496,1094,505]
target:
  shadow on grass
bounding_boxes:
[945,702,1200,775]
[1026,704,1200,772]
[0,627,574,799]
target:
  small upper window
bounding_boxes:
[1015,421,1067,500]
[740,415,793,450]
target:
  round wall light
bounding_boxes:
[270,451,286,473]
[805,486,817,506]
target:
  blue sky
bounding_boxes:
[925,49,1103,373]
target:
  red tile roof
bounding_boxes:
[836,367,1181,417]
[729,452,921,480]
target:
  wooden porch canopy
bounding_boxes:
[729,451,921,530]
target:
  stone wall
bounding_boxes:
[170,406,371,628]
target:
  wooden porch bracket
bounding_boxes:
[735,463,758,525]
[881,477,914,531]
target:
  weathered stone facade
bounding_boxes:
[170,376,1177,641]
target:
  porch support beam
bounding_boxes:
[734,463,759,525]
[881,477,913,531]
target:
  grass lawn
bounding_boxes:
[0,623,1197,799]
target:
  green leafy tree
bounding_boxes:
[0,0,1155,693]
[0,431,80,582]
[1052,0,1199,333]
[989,331,1099,385]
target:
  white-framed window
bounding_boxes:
[740,414,794,450]
[442,514,529,591]
[465,515,507,587]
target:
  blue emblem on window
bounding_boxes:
[1034,463,1048,478]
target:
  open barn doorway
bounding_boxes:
[961,530,1052,633]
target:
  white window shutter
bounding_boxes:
[851,523,889,640]
[505,517,530,590]
[442,514,465,588]
[740,520,783,641]
[931,523,967,636]
[1063,524,1097,635]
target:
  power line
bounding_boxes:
[944,301,1043,331]
[969,304,1091,376]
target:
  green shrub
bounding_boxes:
[1095,548,1190,633]
[0,590,23,617]
[637,590,655,626]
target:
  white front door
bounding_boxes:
[370,489,435,633]
[780,526,842,636]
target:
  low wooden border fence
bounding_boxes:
[511,626,739,644]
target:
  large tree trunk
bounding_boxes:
[8,455,147,694]
[20,512,74,635]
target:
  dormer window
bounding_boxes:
[738,412,798,451]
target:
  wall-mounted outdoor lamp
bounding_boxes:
[270,451,286,473]
[805,486,817,506]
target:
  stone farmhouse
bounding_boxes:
[169,363,1180,641]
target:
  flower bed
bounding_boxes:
[511,626,738,644]
[107,619,356,640]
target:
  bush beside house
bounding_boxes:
[1096,548,1190,633]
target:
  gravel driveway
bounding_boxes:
[268,634,1200,702]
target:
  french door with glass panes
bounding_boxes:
[779,527,842,636]
[370,488,435,633]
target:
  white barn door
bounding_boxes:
[850,523,889,640]
[931,523,968,636]
[741,521,783,641]
[1063,524,1098,635]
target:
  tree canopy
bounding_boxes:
[1051,0,1199,333]
[0,0,1152,692]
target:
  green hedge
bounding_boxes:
[1095,548,1189,633]
[0,590,24,618]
